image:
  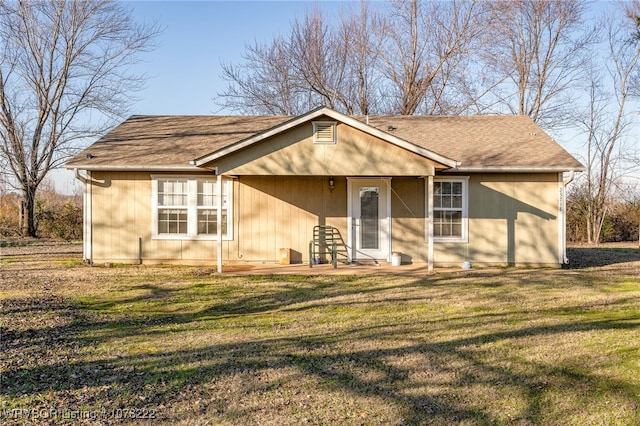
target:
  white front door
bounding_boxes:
[348,178,390,261]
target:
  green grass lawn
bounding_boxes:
[1,256,639,425]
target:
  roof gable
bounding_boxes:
[192,106,458,169]
[209,118,446,176]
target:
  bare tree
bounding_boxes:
[337,2,385,115]
[377,0,425,115]
[631,0,640,42]
[0,0,158,237]
[287,8,351,112]
[218,0,485,116]
[218,3,384,115]
[219,37,304,115]
[378,0,486,115]
[482,0,595,128]
[574,8,640,244]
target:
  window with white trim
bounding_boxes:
[196,179,229,236]
[432,177,468,242]
[157,178,188,235]
[152,176,233,240]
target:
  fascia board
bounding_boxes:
[451,166,586,173]
[64,164,203,172]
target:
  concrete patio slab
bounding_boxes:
[221,262,444,275]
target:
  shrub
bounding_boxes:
[0,184,82,240]
[0,192,21,237]
[35,193,83,240]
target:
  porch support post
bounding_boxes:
[346,177,354,263]
[386,177,392,262]
[427,175,434,273]
[83,174,90,262]
[216,174,223,273]
[558,173,565,265]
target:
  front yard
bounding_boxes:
[1,243,639,425]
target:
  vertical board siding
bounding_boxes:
[390,178,427,262]
[91,172,220,263]
[236,176,347,262]
[89,172,560,266]
[216,122,437,177]
[434,173,559,265]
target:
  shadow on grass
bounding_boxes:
[2,273,640,424]
[566,247,640,268]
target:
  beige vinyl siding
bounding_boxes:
[91,171,224,264]
[91,171,151,261]
[435,173,560,266]
[88,172,561,266]
[235,176,347,262]
[211,120,440,176]
[89,173,348,264]
[390,178,428,263]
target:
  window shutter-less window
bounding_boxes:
[152,176,233,241]
[430,177,469,243]
[313,121,336,144]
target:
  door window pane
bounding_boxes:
[360,187,379,249]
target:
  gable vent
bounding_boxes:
[313,121,337,144]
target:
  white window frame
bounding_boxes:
[312,121,337,144]
[152,175,233,241]
[429,176,469,243]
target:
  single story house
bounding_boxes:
[65,106,584,272]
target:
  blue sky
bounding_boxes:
[127,0,341,115]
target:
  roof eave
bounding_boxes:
[450,166,586,173]
[64,164,205,172]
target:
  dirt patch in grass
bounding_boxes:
[567,242,640,269]
[1,242,639,425]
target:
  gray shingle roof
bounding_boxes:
[66,112,584,171]
[66,115,290,169]
[365,115,583,170]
